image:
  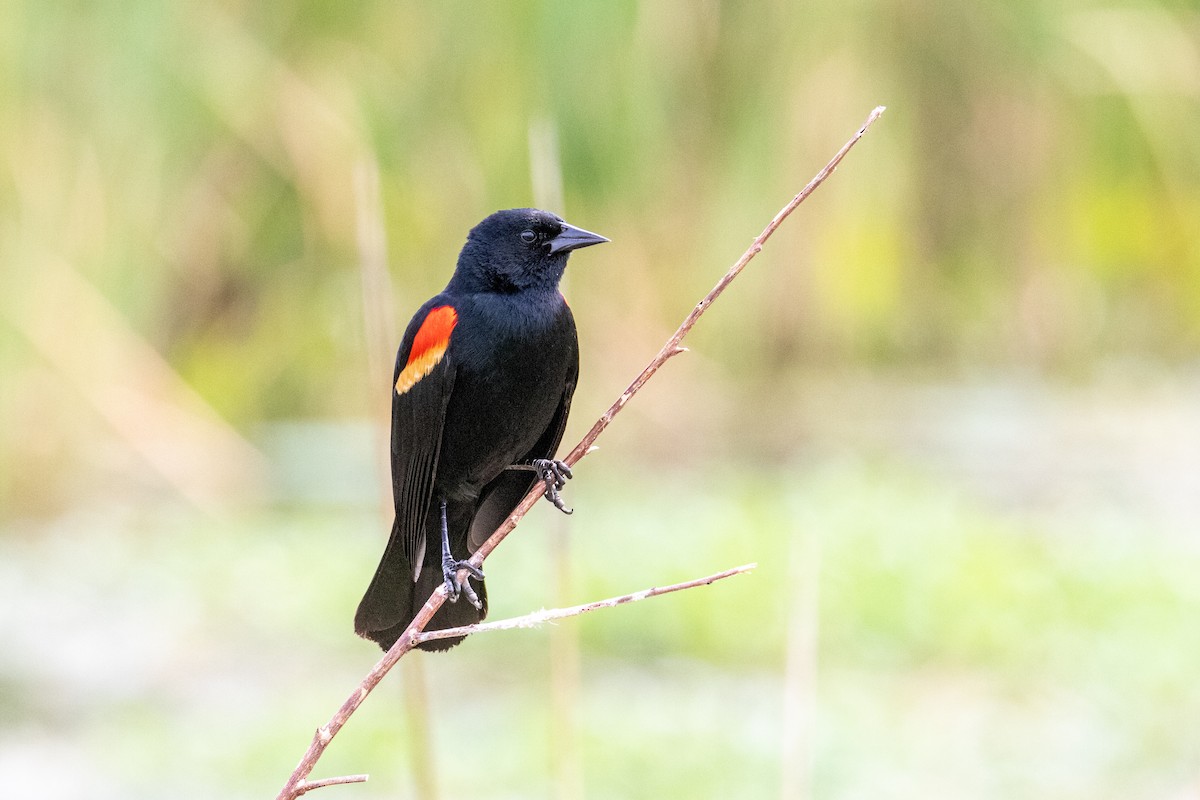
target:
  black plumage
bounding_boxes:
[354,209,607,651]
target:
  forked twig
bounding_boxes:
[276,105,885,799]
[292,775,370,796]
[412,563,756,645]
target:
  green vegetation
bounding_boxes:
[2,1,1198,797]
[3,462,1198,798]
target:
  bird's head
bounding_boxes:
[451,208,608,294]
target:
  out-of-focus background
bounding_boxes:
[3,2,1199,798]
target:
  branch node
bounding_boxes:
[297,774,370,795]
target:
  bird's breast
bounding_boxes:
[434,294,576,499]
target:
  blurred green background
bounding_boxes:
[2,1,1200,798]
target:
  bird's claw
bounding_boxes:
[531,458,573,515]
[442,559,485,609]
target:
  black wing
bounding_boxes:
[355,302,457,637]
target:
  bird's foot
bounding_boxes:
[441,558,485,609]
[530,458,573,515]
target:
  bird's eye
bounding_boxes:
[520,230,537,244]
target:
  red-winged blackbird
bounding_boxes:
[355,209,608,651]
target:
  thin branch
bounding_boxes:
[295,775,370,795]
[275,105,885,800]
[467,105,886,574]
[413,564,757,645]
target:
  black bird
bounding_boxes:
[355,209,608,651]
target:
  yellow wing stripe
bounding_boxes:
[395,342,448,394]
[395,305,457,395]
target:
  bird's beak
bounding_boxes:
[548,222,609,254]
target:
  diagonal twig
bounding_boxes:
[412,563,757,645]
[292,775,370,796]
[275,105,885,800]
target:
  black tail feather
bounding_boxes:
[354,520,488,652]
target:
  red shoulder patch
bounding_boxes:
[396,305,457,395]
